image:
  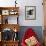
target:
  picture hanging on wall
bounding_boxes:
[25,6,36,20]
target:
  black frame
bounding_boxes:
[25,6,36,20]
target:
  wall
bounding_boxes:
[18,0,44,26]
[0,0,44,26]
[18,26,43,44]
[0,0,15,7]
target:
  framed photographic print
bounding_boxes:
[25,6,36,20]
[2,10,9,15]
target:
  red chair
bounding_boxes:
[21,28,41,46]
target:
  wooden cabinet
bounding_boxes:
[0,7,19,24]
[0,41,19,46]
[0,7,19,46]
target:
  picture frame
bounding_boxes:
[2,10,9,15]
[25,6,36,20]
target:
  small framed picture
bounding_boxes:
[25,6,36,20]
[2,10,9,15]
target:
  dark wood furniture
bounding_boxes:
[2,41,19,46]
[0,7,19,46]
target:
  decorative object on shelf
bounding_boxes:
[25,6,36,20]
[2,10,9,15]
[2,16,8,24]
[14,28,17,32]
[10,10,15,15]
[15,0,17,7]
[13,32,18,41]
[13,28,18,40]
[1,28,19,41]
[2,28,13,41]
[5,18,8,24]
[9,10,18,15]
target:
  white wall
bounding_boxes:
[0,0,15,7]
[18,0,44,26]
[0,0,44,26]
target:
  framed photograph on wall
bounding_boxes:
[25,6,36,20]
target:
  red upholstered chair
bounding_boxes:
[21,28,41,46]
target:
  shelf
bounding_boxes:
[0,7,19,9]
[0,7,19,46]
[2,40,19,43]
[1,14,19,16]
[0,7,19,24]
[1,15,18,24]
[0,7,19,16]
[2,40,19,46]
[0,24,20,32]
